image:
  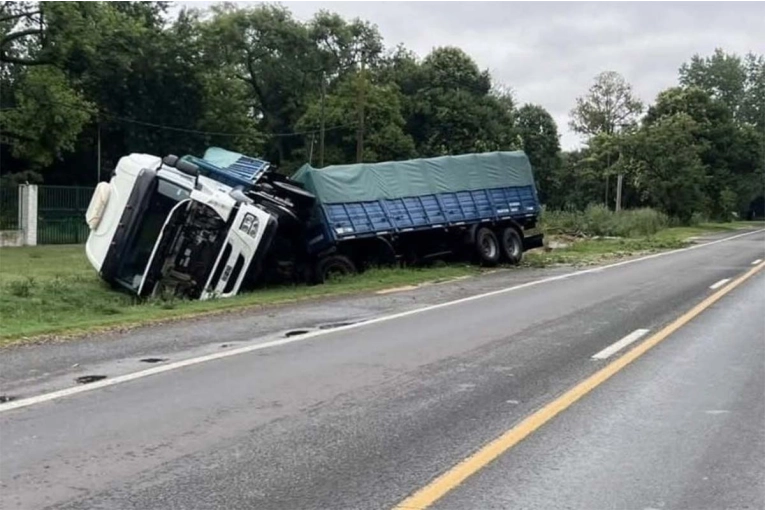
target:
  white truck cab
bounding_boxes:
[85,151,282,300]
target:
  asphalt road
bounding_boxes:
[1,229,764,510]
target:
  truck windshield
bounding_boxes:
[115,178,190,290]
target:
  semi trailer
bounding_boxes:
[84,148,542,300]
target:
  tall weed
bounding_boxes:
[542,205,668,238]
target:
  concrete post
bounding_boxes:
[19,184,38,246]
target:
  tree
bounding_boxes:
[308,10,383,77]
[399,47,518,156]
[645,86,761,219]
[569,71,643,137]
[0,65,94,167]
[296,75,414,165]
[626,113,708,221]
[554,149,605,210]
[514,104,560,205]
[202,4,314,166]
[569,71,643,210]
[679,49,746,120]
[679,49,765,133]
[742,52,765,133]
[0,2,45,67]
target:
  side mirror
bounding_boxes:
[176,159,200,178]
[162,155,179,167]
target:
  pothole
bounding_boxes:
[75,375,107,384]
[284,329,310,338]
[139,358,168,364]
[318,321,356,330]
[0,395,17,403]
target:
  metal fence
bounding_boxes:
[0,186,19,231]
[37,186,94,244]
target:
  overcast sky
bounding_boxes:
[181,1,764,150]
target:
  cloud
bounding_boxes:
[179,1,765,150]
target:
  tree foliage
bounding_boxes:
[624,113,708,221]
[515,104,560,204]
[0,4,761,223]
[569,71,643,136]
[563,53,763,221]
[679,48,765,137]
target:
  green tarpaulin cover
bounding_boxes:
[292,151,535,204]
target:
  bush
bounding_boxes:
[542,205,669,238]
[687,211,708,226]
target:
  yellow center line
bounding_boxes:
[392,261,765,510]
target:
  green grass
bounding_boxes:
[1,220,762,345]
[652,221,759,241]
[524,221,764,267]
[0,246,480,343]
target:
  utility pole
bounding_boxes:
[319,71,326,168]
[615,126,626,212]
[356,52,365,163]
[605,154,610,208]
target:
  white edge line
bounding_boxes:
[2,227,764,414]
[591,329,650,360]
[753,259,763,265]
[709,278,731,290]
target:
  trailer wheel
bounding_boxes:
[500,227,523,264]
[475,227,500,266]
[314,254,357,284]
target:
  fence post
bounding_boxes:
[19,184,38,246]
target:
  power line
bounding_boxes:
[1,102,357,138]
[98,110,356,138]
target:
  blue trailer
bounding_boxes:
[293,151,543,281]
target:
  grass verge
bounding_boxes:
[0,247,481,344]
[525,221,762,267]
[1,221,762,344]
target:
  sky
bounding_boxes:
[180,1,765,150]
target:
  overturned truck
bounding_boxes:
[85,148,542,300]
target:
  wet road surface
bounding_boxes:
[1,229,763,509]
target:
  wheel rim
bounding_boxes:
[325,264,348,281]
[505,231,521,258]
[510,236,521,257]
[481,236,497,259]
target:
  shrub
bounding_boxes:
[542,205,668,238]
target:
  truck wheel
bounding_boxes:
[500,227,523,264]
[474,227,500,266]
[314,254,357,284]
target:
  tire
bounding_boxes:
[314,254,357,284]
[500,227,523,264]
[474,227,500,266]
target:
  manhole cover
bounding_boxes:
[75,375,107,384]
[284,329,310,338]
[0,395,16,403]
[140,358,167,364]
